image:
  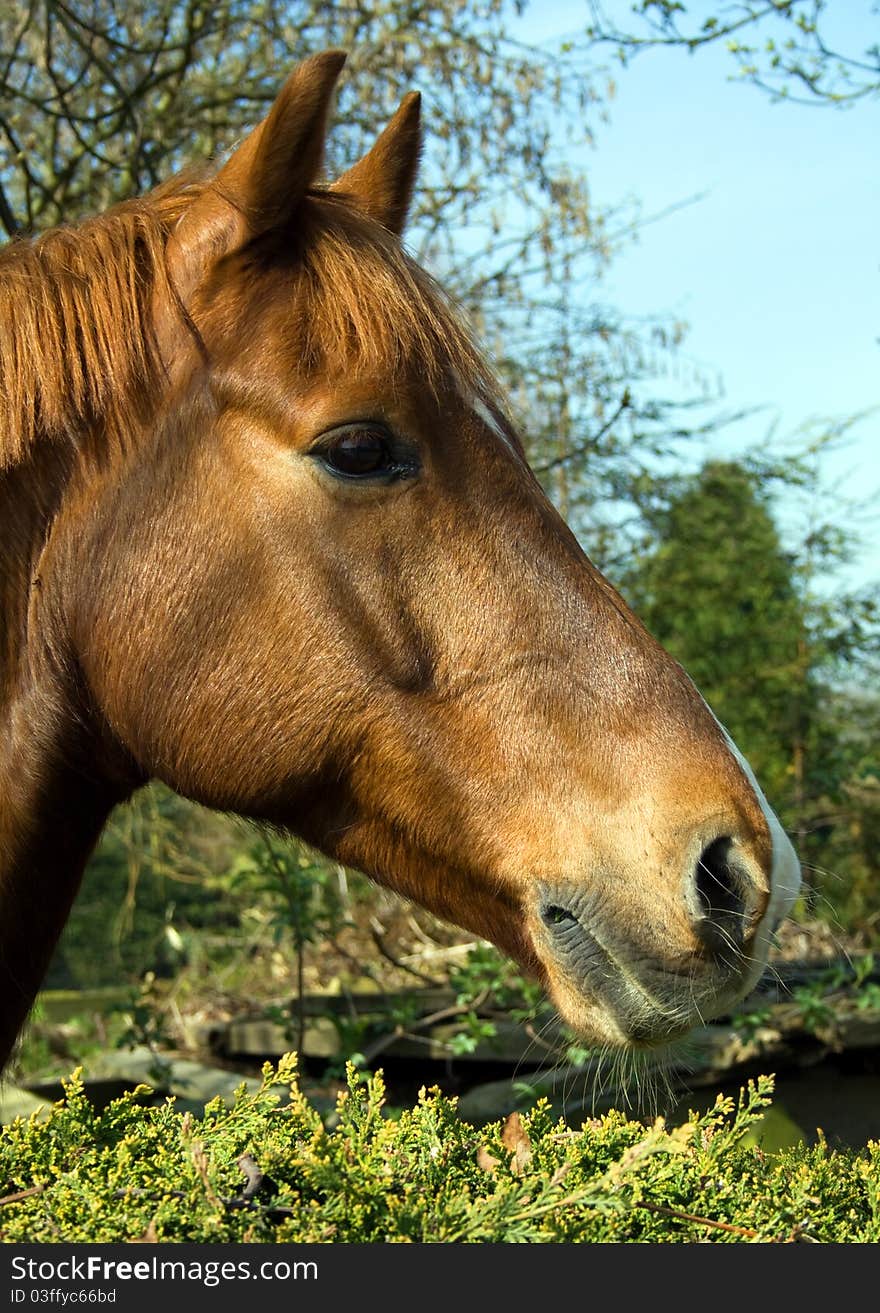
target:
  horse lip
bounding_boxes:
[537,909,673,1028]
[534,887,751,1044]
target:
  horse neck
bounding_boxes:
[0,445,126,1071]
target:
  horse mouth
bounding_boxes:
[534,895,759,1048]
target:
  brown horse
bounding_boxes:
[0,52,800,1073]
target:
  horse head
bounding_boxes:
[0,53,800,1064]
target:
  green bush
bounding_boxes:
[0,1059,877,1243]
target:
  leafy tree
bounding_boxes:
[0,1,600,244]
[620,455,880,925]
[807,685,880,925]
[622,460,811,803]
[584,1,880,107]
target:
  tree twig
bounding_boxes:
[0,1184,44,1207]
[636,1200,759,1239]
[369,919,444,987]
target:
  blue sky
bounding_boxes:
[512,2,880,590]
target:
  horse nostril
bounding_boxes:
[541,904,578,929]
[695,837,740,917]
[691,836,761,952]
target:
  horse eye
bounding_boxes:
[321,427,392,478]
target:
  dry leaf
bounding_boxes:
[477,1146,500,1174]
[549,1163,571,1188]
[501,1112,533,1175]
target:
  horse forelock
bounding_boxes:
[294,194,497,396]
[190,188,509,428]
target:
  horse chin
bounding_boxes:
[545,974,691,1052]
[539,944,765,1053]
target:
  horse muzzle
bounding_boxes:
[532,827,801,1048]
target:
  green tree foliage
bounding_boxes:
[803,684,880,924]
[622,460,810,804]
[585,1,880,106]
[621,457,880,924]
[49,786,244,989]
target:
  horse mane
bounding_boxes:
[0,173,504,473]
[0,178,203,470]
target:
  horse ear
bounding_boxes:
[169,51,346,296]
[331,92,422,236]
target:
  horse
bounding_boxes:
[0,51,800,1074]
